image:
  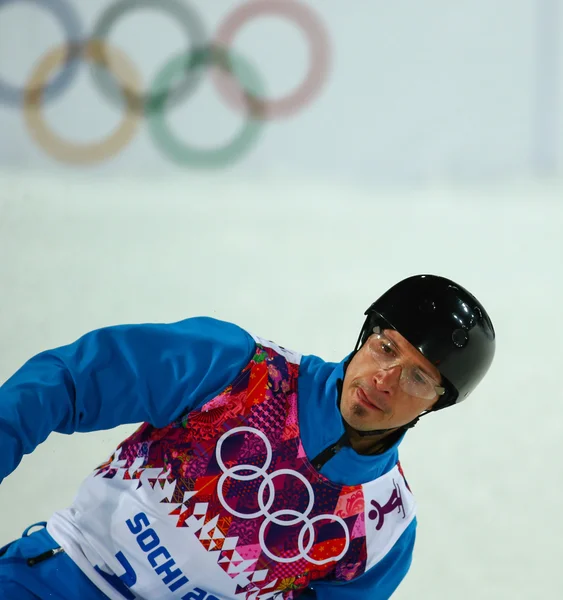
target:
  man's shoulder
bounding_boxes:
[184,318,345,377]
[177,316,255,345]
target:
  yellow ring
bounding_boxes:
[23,40,143,165]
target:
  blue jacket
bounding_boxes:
[0,316,416,599]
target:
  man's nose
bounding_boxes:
[373,365,401,394]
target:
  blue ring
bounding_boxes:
[0,0,82,106]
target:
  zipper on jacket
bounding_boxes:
[310,434,348,471]
[27,546,65,567]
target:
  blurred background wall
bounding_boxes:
[0,1,562,598]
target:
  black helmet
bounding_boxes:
[355,274,495,411]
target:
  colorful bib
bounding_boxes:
[48,337,416,600]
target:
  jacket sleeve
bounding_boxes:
[0,316,255,484]
[305,519,416,600]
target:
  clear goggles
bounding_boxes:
[366,326,446,400]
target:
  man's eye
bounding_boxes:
[414,371,438,385]
[412,371,427,384]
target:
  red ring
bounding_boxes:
[211,0,331,119]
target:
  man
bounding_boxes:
[0,274,495,599]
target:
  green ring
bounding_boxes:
[147,46,266,168]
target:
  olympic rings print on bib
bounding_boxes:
[2,0,332,166]
[216,427,351,567]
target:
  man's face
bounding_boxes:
[340,328,442,432]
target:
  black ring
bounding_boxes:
[89,0,207,115]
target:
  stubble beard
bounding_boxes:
[351,400,370,419]
[342,387,372,428]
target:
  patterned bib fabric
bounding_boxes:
[83,337,416,599]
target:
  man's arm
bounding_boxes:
[0,316,255,484]
[306,519,416,600]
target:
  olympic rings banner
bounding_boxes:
[0,0,332,168]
